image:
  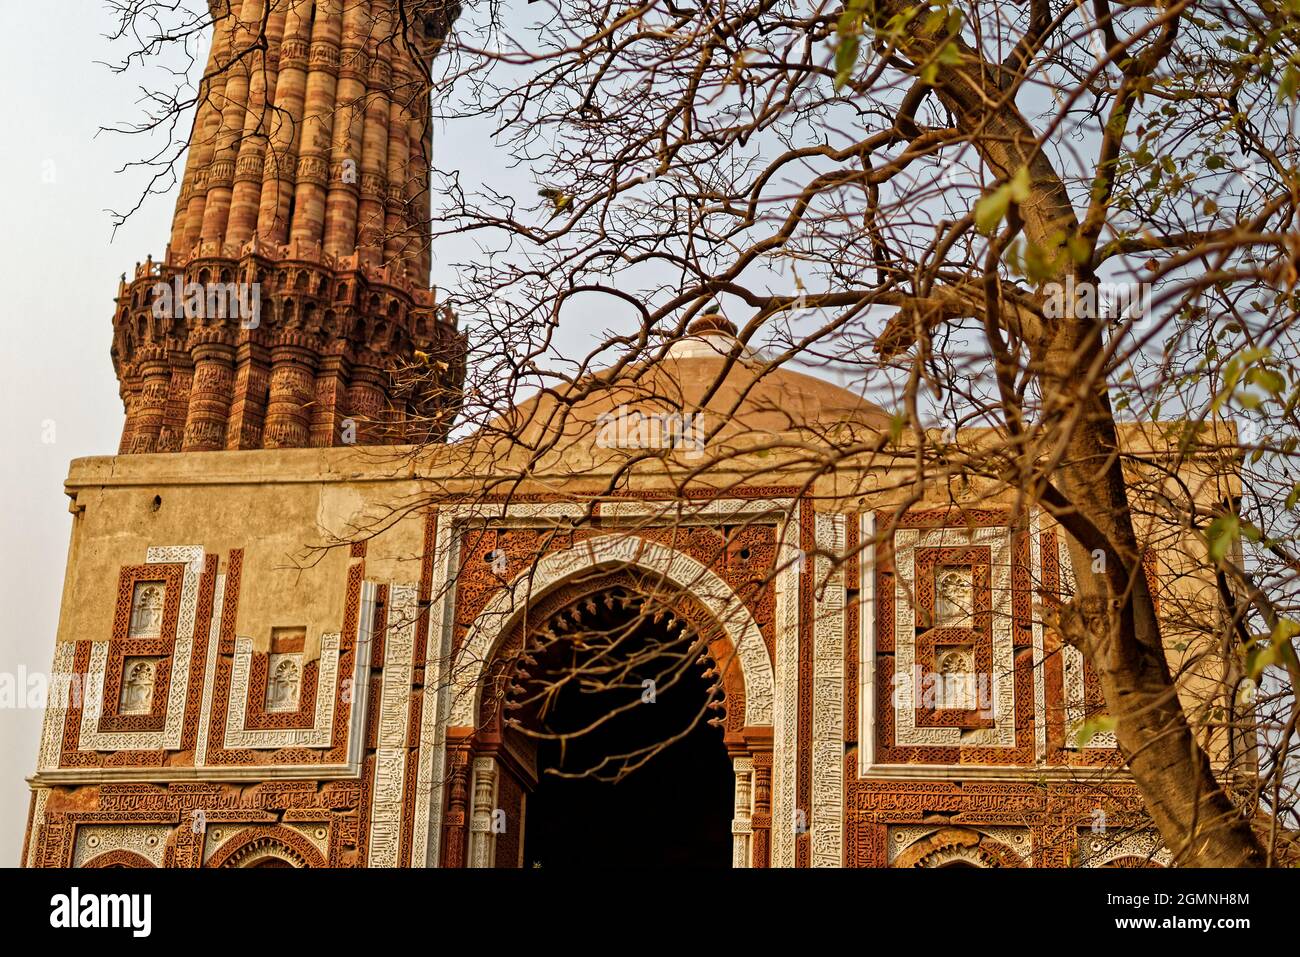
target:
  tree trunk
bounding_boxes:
[879,18,1267,865]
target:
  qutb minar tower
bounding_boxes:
[114,0,463,454]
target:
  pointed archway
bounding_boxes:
[439,536,777,868]
[509,583,735,868]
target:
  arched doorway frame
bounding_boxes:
[204,826,327,868]
[473,567,754,738]
[451,534,774,726]
[441,531,779,868]
[82,849,153,868]
[892,827,1026,868]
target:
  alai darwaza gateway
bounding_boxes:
[21,0,1219,870]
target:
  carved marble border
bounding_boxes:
[810,513,844,868]
[77,545,204,752]
[411,579,450,869]
[36,644,76,773]
[888,823,1032,865]
[223,633,340,749]
[25,789,50,867]
[859,512,1087,777]
[72,823,172,868]
[200,820,332,865]
[598,497,796,526]
[769,507,801,868]
[1079,828,1171,867]
[204,825,328,868]
[95,563,184,733]
[194,564,375,774]
[1059,533,1118,750]
[38,557,377,782]
[367,584,420,867]
[892,524,1015,748]
[1031,511,1048,762]
[193,573,226,767]
[858,513,877,776]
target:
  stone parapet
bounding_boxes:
[111,241,464,452]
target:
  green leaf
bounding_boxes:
[1020,234,1069,282]
[1066,234,1092,264]
[834,35,860,89]
[974,167,1030,234]
[919,8,946,35]
[1075,715,1117,748]
[1284,483,1300,509]
[1009,165,1031,202]
[975,185,1012,235]
[1273,619,1300,643]
[1246,366,1286,394]
[1206,514,1239,562]
[836,0,870,33]
[1280,64,1300,102]
[888,411,907,445]
[1246,643,1279,681]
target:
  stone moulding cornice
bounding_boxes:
[111,237,466,452]
[124,240,452,315]
[54,449,832,492]
[856,763,1138,784]
[27,763,365,787]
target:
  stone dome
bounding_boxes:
[486,318,890,455]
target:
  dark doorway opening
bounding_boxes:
[514,589,735,868]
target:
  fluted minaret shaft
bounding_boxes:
[383,57,413,264]
[288,0,342,247]
[225,2,288,247]
[178,7,235,253]
[171,5,230,254]
[200,0,262,244]
[255,0,313,243]
[165,0,451,265]
[323,0,372,257]
[357,0,395,267]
